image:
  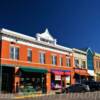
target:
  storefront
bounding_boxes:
[16,67,48,93]
[51,69,71,90]
[74,68,89,83]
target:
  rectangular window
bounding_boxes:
[74,58,79,67]
[96,61,100,68]
[59,56,63,66]
[52,55,57,65]
[81,60,86,68]
[66,57,71,67]
[27,49,32,62]
[96,61,98,68]
[39,52,45,64]
[10,46,14,59]
[15,47,19,60]
[10,46,19,60]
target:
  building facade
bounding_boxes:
[73,48,89,83]
[0,28,100,94]
[86,48,95,80]
[94,53,100,81]
[0,28,74,93]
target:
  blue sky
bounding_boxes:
[0,0,100,52]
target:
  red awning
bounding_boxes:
[65,72,71,76]
[52,71,64,75]
[75,69,89,76]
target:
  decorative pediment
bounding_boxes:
[87,48,93,54]
[36,28,57,45]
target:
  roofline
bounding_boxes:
[1,28,36,41]
[94,52,100,57]
[0,28,72,53]
[73,48,87,54]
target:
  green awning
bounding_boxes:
[20,67,48,73]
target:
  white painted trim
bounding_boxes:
[2,35,71,55]
[94,52,100,57]
[1,28,36,41]
[73,48,87,54]
[0,58,73,68]
[0,28,72,53]
[86,48,93,54]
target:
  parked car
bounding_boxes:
[82,80,100,91]
[66,83,90,93]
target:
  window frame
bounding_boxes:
[10,46,19,60]
[39,52,45,64]
[74,58,79,67]
[66,56,71,67]
[59,56,63,66]
[52,55,57,66]
[27,49,32,62]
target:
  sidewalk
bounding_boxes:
[13,92,55,99]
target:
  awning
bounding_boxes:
[51,69,64,75]
[51,69,71,75]
[75,69,89,76]
[64,71,71,76]
[88,70,95,76]
[19,67,48,73]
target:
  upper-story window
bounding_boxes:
[66,57,71,67]
[59,56,63,66]
[52,55,57,65]
[81,60,86,69]
[96,61,100,68]
[39,52,45,64]
[27,49,32,62]
[10,46,19,60]
[74,58,79,67]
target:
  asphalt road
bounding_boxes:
[0,91,100,100]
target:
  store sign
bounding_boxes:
[55,75,61,80]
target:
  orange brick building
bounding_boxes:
[0,28,74,93]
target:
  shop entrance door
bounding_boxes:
[2,73,9,93]
[2,66,14,93]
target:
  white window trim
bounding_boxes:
[27,48,32,62]
[10,46,19,60]
[39,52,45,64]
[59,56,63,66]
[66,56,71,67]
[52,55,57,66]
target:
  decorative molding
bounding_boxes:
[2,35,72,55]
[0,28,72,53]
[0,58,73,69]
